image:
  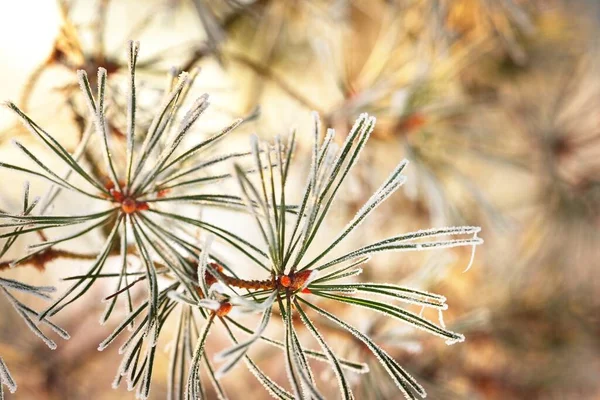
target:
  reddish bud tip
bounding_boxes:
[157,189,170,198]
[216,302,232,317]
[280,275,292,287]
[291,270,313,289]
[121,198,137,214]
[112,190,124,203]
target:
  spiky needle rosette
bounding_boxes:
[0,40,255,398]
[163,112,482,400]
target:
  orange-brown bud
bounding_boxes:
[112,190,124,203]
[280,275,292,287]
[279,270,314,291]
[121,198,137,214]
[104,180,115,191]
[290,270,314,291]
[157,189,170,198]
[216,302,232,317]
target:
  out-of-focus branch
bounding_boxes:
[224,50,325,113]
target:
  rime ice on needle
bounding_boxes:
[0,356,17,398]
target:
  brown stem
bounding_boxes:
[1,249,295,296]
[0,249,97,272]
[216,271,276,291]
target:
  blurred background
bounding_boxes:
[0,0,599,398]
